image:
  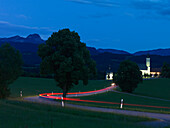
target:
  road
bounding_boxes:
[24,85,170,127]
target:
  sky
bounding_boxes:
[0,0,170,53]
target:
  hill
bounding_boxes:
[98,48,130,55]
[1,34,170,56]
[0,34,44,44]
[134,48,170,56]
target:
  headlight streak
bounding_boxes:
[39,85,170,110]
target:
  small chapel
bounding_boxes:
[106,66,114,80]
[106,56,161,80]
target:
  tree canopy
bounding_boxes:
[161,63,170,78]
[115,60,142,93]
[0,43,22,99]
[38,29,96,97]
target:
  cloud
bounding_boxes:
[124,12,135,18]
[79,13,112,19]
[132,0,170,16]
[67,0,92,4]
[16,14,30,20]
[68,0,170,20]
[133,0,165,10]
[160,8,170,15]
[0,13,9,16]
[0,21,54,39]
[66,0,120,7]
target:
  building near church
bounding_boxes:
[106,66,114,80]
[140,56,161,78]
[105,56,161,80]
[106,72,113,80]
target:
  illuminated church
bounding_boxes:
[140,57,151,76]
[106,56,161,80]
[140,56,161,77]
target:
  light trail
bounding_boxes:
[39,84,170,110]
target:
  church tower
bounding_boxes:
[146,56,150,75]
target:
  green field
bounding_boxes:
[1,77,169,127]
[66,79,170,114]
[9,77,112,97]
[9,77,170,114]
[69,91,170,114]
[134,78,170,100]
[0,100,152,128]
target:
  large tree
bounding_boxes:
[161,63,170,78]
[115,60,142,93]
[0,43,22,99]
[38,29,96,97]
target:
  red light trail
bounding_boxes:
[39,85,170,110]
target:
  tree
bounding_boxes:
[0,43,22,99]
[38,29,96,97]
[115,60,142,93]
[161,63,170,78]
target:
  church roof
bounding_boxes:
[151,68,161,72]
[138,64,147,70]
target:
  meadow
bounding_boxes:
[134,78,170,100]
[66,79,170,114]
[9,77,170,114]
[9,77,112,97]
[0,100,152,128]
[69,91,170,114]
[1,77,169,128]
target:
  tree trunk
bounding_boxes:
[62,84,67,98]
[62,72,70,98]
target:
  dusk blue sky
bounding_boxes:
[0,0,170,53]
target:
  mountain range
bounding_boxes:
[0,34,44,44]
[1,34,170,56]
[0,34,170,76]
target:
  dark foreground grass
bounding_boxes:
[0,100,152,128]
[9,77,112,97]
[134,78,170,100]
[66,91,170,114]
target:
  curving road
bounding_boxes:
[24,85,170,127]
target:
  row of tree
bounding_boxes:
[161,63,170,78]
[0,44,22,98]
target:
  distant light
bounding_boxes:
[111,83,115,86]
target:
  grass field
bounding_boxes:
[68,91,170,114]
[10,77,170,100]
[134,78,170,100]
[9,77,112,97]
[9,77,170,114]
[2,77,169,127]
[66,79,170,114]
[0,100,152,128]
